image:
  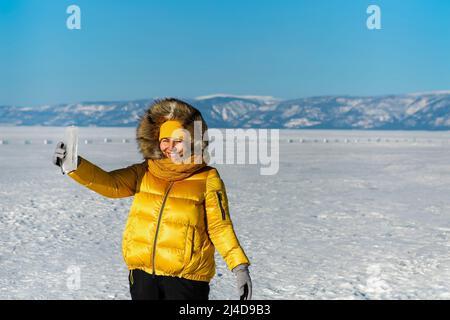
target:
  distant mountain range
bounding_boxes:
[1,91,450,130]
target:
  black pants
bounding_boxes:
[129,269,210,300]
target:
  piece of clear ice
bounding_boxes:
[62,126,79,174]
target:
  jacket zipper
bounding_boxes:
[129,269,134,286]
[216,191,226,220]
[152,181,174,278]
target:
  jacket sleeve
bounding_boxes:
[68,157,145,198]
[205,168,250,271]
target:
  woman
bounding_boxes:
[53,98,252,300]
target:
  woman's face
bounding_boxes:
[159,138,184,159]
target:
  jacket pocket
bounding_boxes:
[215,191,226,220]
[184,226,195,265]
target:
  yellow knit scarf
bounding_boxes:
[147,154,207,181]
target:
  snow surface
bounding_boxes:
[1,127,450,300]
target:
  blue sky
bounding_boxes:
[1,0,450,106]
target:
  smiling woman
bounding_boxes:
[52,97,252,300]
[160,137,184,159]
[158,120,187,160]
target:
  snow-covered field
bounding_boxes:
[1,126,450,300]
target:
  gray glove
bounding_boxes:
[232,264,252,300]
[52,141,67,174]
[53,142,80,174]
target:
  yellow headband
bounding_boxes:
[159,120,186,141]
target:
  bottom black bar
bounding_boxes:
[0,300,445,319]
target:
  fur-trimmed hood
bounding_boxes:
[136,98,209,160]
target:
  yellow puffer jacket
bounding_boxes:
[68,157,250,282]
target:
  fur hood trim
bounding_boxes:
[136,98,209,160]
